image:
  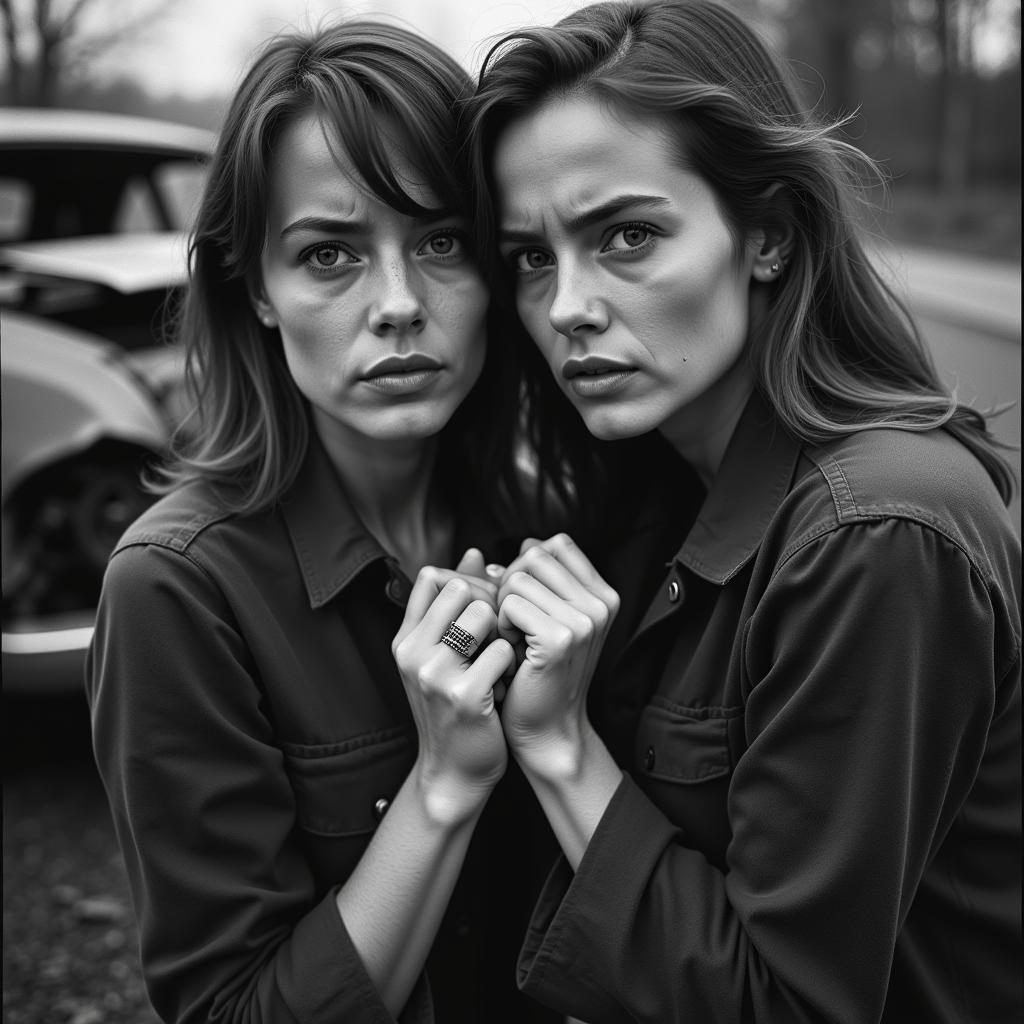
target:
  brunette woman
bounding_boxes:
[469,2,1022,1021]
[87,21,557,1024]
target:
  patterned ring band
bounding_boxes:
[440,621,480,659]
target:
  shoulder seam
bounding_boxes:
[109,534,223,593]
[806,443,862,520]
[775,515,1006,604]
[803,443,1005,576]
[773,518,1023,663]
[774,516,991,589]
[113,507,235,557]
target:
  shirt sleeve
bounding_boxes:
[85,542,432,1024]
[516,518,1014,1023]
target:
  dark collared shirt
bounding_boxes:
[86,437,558,1024]
[519,394,1022,1023]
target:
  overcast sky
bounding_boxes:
[7,0,1018,101]
[84,0,595,99]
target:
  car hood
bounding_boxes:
[0,231,189,292]
[1,310,170,495]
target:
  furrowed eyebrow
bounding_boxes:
[499,226,545,246]
[500,194,672,245]
[281,210,463,241]
[566,194,671,232]
[280,216,371,240]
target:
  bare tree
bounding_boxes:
[0,0,176,106]
[934,0,989,193]
[775,0,1016,190]
[771,0,894,125]
[802,0,864,117]
[889,0,1001,193]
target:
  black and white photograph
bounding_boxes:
[2,1,1020,1021]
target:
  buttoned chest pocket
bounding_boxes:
[283,727,415,887]
[634,698,740,869]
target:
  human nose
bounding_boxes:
[547,259,608,337]
[368,258,425,336]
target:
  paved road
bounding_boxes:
[876,245,1021,534]
[878,245,1021,340]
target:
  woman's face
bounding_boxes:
[493,95,764,446]
[257,113,488,451]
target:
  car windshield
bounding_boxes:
[0,234,187,352]
[0,149,207,242]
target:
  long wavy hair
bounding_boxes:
[155,20,524,521]
[467,0,1015,530]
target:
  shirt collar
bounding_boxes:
[281,436,389,609]
[677,390,802,585]
[280,434,513,609]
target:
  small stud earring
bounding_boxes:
[770,262,781,274]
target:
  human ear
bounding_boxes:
[750,185,796,283]
[249,280,278,329]
[751,235,791,282]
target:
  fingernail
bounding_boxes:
[485,563,505,578]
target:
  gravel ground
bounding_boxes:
[3,692,159,1024]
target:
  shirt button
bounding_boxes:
[373,798,390,820]
[643,745,656,772]
[667,579,681,602]
[386,577,408,603]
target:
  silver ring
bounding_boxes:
[440,621,479,658]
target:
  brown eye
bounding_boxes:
[300,242,355,273]
[420,231,465,258]
[513,248,552,272]
[604,224,655,253]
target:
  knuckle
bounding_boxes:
[464,599,497,632]
[522,545,547,568]
[566,607,590,636]
[443,577,471,599]
[551,624,574,653]
[449,679,473,706]
[508,569,532,590]
[416,660,446,692]
[418,565,442,585]
[393,635,413,667]
[589,602,609,630]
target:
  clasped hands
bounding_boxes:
[392,535,620,824]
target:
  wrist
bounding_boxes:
[514,723,622,871]
[411,760,497,829]
[513,719,597,786]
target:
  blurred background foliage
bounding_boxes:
[0,0,1020,259]
[764,0,1020,260]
